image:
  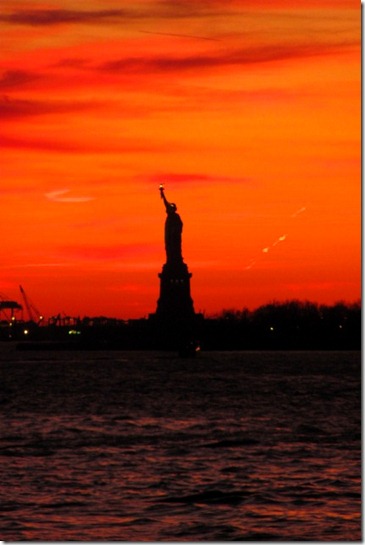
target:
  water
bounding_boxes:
[0,349,361,541]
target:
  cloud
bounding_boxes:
[0,4,231,28]
[0,134,170,154]
[1,1,354,30]
[145,172,252,185]
[45,189,94,203]
[0,94,170,119]
[99,41,354,76]
[0,96,99,118]
[0,9,131,26]
[138,30,221,42]
[52,58,92,69]
[159,0,355,11]
[0,70,40,90]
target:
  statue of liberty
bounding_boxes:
[154,183,197,353]
[159,184,183,264]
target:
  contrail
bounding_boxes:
[245,259,256,270]
[45,189,94,203]
[139,30,221,42]
[291,206,306,218]
[272,234,287,246]
[245,205,306,270]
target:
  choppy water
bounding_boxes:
[0,349,361,541]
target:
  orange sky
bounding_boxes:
[1,0,361,319]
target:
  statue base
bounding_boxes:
[149,260,203,352]
[155,260,195,321]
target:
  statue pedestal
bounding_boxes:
[155,260,195,321]
[149,259,197,351]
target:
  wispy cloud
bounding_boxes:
[45,189,94,203]
[138,30,221,42]
[159,0,355,10]
[1,135,90,153]
[145,172,252,185]
[0,134,171,154]
[0,96,99,118]
[99,41,354,76]
[0,9,131,26]
[0,70,41,90]
[1,1,354,31]
[0,4,230,27]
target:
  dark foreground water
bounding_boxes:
[0,349,361,541]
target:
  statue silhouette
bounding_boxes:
[154,184,198,353]
[159,185,183,264]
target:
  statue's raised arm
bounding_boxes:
[159,184,171,212]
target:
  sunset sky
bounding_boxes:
[1,1,360,320]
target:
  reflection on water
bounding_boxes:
[0,350,361,541]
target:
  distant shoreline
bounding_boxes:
[0,300,360,351]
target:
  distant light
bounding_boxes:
[270,326,274,331]
[68,329,81,335]
[11,316,15,321]
[24,329,29,335]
